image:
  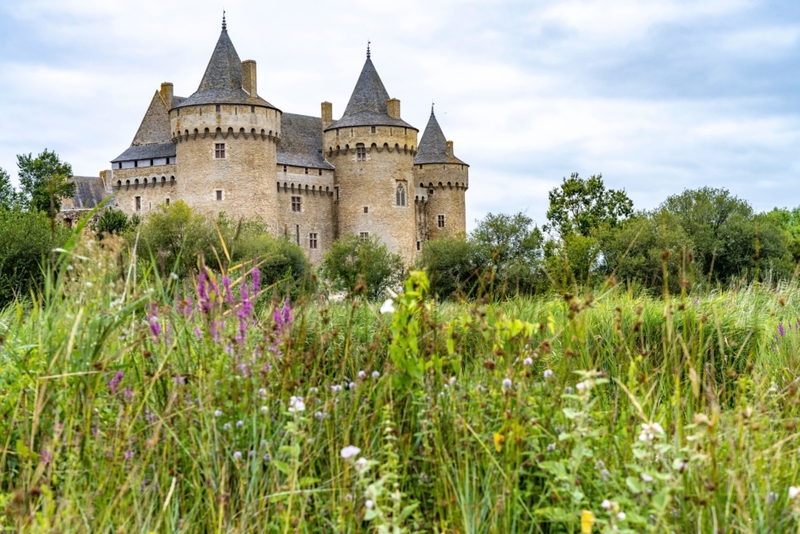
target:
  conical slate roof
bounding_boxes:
[414,108,466,165]
[325,54,414,131]
[175,19,276,110]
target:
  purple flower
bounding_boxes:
[252,268,261,295]
[40,448,53,465]
[222,276,233,304]
[124,450,134,460]
[273,298,293,336]
[193,327,202,339]
[778,323,786,337]
[107,371,124,395]
[123,387,133,402]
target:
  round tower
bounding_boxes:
[413,107,469,243]
[323,48,419,263]
[170,15,281,226]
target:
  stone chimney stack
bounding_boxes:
[321,101,333,129]
[387,98,401,119]
[242,60,257,96]
[160,82,174,109]
[446,140,454,158]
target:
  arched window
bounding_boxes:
[396,184,406,207]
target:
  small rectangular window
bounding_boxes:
[216,190,223,201]
[251,105,255,113]
[283,165,287,172]
[216,104,221,112]
[135,196,141,212]
[336,129,339,137]
[359,232,369,242]
[371,126,376,134]
[309,233,318,249]
[291,196,301,212]
[438,214,446,228]
[363,206,369,214]
[356,144,366,162]
[416,240,421,251]
[304,168,309,175]
[318,169,322,176]
[215,143,225,159]
[165,198,170,206]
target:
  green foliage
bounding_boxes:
[415,234,480,299]
[544,172,633,237]
[0,209,69,306]
[321,234,404,300]
[136,200,210,275]
[94,207,131,236]
[16,149,75,215]
[0,167,20,211]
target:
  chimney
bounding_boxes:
[446,140,454,158]
[321,101,333,129]
[160,82,174,109]
[242,60,257,97]
[387,98,401,119]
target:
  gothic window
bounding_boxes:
[356,144,366,162]
[215,143,226,159]
[291,196,301,212]
[438,214,446,228]
[396,184,406,206]
[359,232,369,242]
[309,233,318,249]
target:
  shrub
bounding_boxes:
[321,234,404,300]
[416,234,481,299]
[94,207,131,236]
[136,200,210,276]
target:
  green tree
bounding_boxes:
[138,200,210,275]
[321,234,404,300]
[17,149,75,215]
[0,167,20,211]
[416,234,481,300]
[471,212,545,296]
[94,208,131,236]
[544,173,633,237]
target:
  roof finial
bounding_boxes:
[222,9,227,31]
[367,40,371,59]
[431,101,435,115]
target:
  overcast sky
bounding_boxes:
[1,0,799,229]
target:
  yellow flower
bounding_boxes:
[580,510,595,533]
[493,432,504,452]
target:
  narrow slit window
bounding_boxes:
[165,198,170,206]
[296,225,300,245]
[215,143,226,159]
[416,240,421,251]
[135,196,141,212]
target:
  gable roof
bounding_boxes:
[174,25,277,110]
[414,109,466,165]
[325,57,414,131]
[278,113,334,170]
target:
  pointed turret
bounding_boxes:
[325,51,413,130]
[174,17,276,109]
[415,107,467,166]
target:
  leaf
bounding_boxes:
[493,432,504,452]
[562,408,581,420]
[16,440,30,460]
[272,460,291,475]
[625,475,642,494]
[399,502,419,521]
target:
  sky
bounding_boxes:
[1,0,800,230]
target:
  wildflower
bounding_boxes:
[779,323,787,337]
[233,451,242,461]
[170,272,179,280]
[273,298,293,335]
[617,512,626,521]
[449,376,456,386]
[358,370,366,379]
[543,369,554,379]
[341,445,361,459]
[106,371,124,395]
[638,422,665,442]
[288,396,305,413]
[372,371,380,379]
[546,443,556,452]
[641,473,654,482]
[355,457,368,471]
[380,299,395,314]
[576,381,586,392]
[601,499,612,510]
[790,486,800,500]
[40,449,53,465]
[252,267,261,295]
[124,450,134,460]
[309,387,319,393]
[236,420,244,428]
[331,384,342,393]
[348,382,356,390]
[523,357,533,366]
[314,411,327,420]
[600,469,610,479]
[365,499,375,509]
[123,387,133,402]
[223,423,232,431]
[263,453,271,462]
[768,491,778,504]
[258,388,267,397]
[502,378,512,389]
[565,386,574,394]
[86,282,93,288]
[214,410,223,417]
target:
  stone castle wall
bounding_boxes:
[414,163,468,239]
[276,166,335,265]
[112,165,178,215]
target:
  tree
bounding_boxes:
[94,208,131,236]
[321,234,404,300]
[471,212,545,296]
[416,235,481,300]
[138,200,210,275]
[0,168,19,211]
[17,149,75,215]
[544,173,633,237]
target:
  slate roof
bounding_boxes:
[414,109,467,166]
[111,142,176,163]
[278,113,334,170]
[174,25,277,110]
[64,176,109,209]
[325,57,415,131]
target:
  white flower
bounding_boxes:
[640,473,654,482]
[355,457,368,470]
[260,406,268,414]
[169,272,179,280]
[233,451,242,460]
[236,420,244,428]
[601,499,612,510]
[85,282,93,288]
[288,396,305,413]
[523,357,533,366]
[639,422,665,442]
[449,376,456,386]
[372,371,380,379]
[214,410,223,417]
[617,512,626,521]
[380,299,395,314]
[543,369,554,379]
[365,499,375,509]
[341,445,361,459]
[357,370,366,379]
[223,423,232,431]
[502,378,512,389]
[576,381,586,392]
[348,382,356,390]
[331,384,342,393]
[790,486,800,500]
[309,387,318,394]
[258,388,267,397]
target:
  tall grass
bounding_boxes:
[2,233,800,532]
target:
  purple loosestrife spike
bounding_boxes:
[222,276,233,304]
[779,323,786,337]
[252,268,261,295]
[107,371,124,395]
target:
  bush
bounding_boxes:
[416,234,481,299]
[136,200,210,276]
[321,234,404,300]
[0,209,69,306]
[94,208,131,236]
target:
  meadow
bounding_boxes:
[2,234,800,533]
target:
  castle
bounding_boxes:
[102,16,469,264]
